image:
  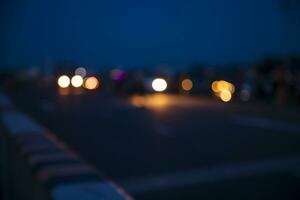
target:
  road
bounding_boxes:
[7,85,300,200]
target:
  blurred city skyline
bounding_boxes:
[1,0,300,69]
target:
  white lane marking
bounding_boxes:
[232,115,300,133]
[1,111,44,135]
[52,181,134,200]
[119,156,300,195]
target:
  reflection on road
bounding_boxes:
[130,94,169,109]
[129,94,210,110]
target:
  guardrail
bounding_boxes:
[0,92,133,200]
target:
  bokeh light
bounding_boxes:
[228,83,235,94]
[71,75,84,88]
[211,80,235,102]
[57,75,70,88]
[181,79,193,91]
[84,76,99,90]
[240,89,251,101]
[220,90,232,102]
[111,69,127,81]
[152,78,167,92]
[75,67,87,77]
[216,80,229,92]
[211,81,219,93]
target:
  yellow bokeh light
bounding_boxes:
[57,75,70,88]
[211,80,235,95]
[152,78,167,92]
[211,81,219,93]
[71,75,83,88]
[220,90,232,102]
[216,80,229,92]
[211,80,234,102]
[228,83,235,94]
[181,79,193,91]
[84,76,99,90]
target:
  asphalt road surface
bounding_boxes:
[7,85,300,200]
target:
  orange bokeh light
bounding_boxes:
[181,79,193,91]
[84,76,99,90]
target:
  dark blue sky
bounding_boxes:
[1,0,300,68]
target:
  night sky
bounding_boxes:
[1,0,300,68]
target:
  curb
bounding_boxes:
[0,92,134,200]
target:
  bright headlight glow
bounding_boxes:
[152,78,167,92]
[57,75,70,88]
[71,75,83,88]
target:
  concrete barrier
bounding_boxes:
[0,93,133,200]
